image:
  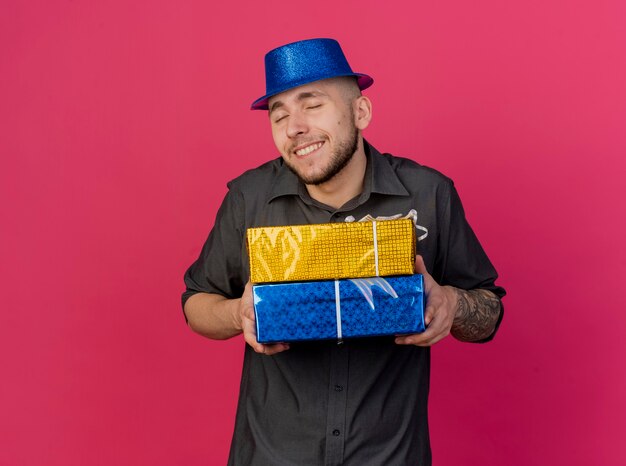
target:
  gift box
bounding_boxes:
[253,274,425,343]
[247,219,415,283]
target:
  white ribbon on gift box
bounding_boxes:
[334,277,399,341]
[372,220,379,277]
[335,220,380,340]
[335,280,342,340]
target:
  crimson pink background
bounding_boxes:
[2,1,625,465]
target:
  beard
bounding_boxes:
[284,123,359,186]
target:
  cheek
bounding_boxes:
[271,127,283,145]
[271,130,289,155]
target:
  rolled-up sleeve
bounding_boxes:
[434,181,506,341]
[182,185,246,311]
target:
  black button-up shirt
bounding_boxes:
[183,142,505,465]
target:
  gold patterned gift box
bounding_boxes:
[247,219,416,283]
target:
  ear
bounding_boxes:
[353,95,372,131]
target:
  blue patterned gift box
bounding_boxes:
[253,275,425,343]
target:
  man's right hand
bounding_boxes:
[239,282,290,355]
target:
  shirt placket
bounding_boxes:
[324,342,350,466]
[307,209,354,465]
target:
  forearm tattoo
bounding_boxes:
[451,289,502,342]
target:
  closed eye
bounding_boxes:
[273,114,288,123]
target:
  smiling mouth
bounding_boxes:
[294,142,324,156]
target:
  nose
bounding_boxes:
[285,111,308,138]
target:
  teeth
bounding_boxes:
[295,142,322,156]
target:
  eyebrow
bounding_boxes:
[269,91,326,114]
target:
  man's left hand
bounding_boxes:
[395,255,459,347]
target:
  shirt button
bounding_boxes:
[332,429,341,436]
[334,385,343,392]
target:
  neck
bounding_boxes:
[305,138,367,209]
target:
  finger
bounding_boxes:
[423,303,435,326]
[395,309,450,346]
[395,325,436,346]
[244,334,266,353]
[241,309,290,355]
[242,324,268,354]
[396,331,447,347]
[262,343,291,355]
[244,333,290,355]
[395,326,447,346]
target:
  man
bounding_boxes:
[183,38,505,465]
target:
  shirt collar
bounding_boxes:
[365,141,410,197]
[266,139,410,205]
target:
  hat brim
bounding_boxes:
[250,73,373,110]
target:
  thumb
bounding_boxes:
[414,255,430,276]
[414,255,436,293]
[241,281,256,320]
